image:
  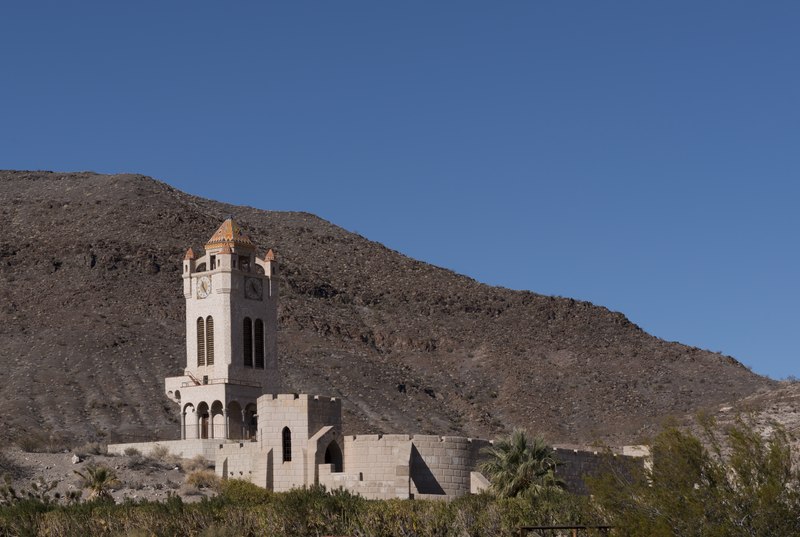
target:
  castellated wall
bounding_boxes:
[319,434,491,500]
[256,393,343,492]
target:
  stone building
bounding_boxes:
[110,219,491,500]
[109,219,646,499]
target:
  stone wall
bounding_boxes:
[409,435,490,499]
[216,441,265,482]
[318,434,490,500]
[256,394,343,492]
[107,439,223,460]
[553,446,646,495]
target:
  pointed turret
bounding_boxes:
[205,218,255,252]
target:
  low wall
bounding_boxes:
[216,441,265,483]
[553,446,646,495]
[107,439,228,460]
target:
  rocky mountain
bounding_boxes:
[0,170,775,447]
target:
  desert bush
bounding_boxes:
[0,450,20,481]
[185,470,220,491]
[123,447,141,457]
[181,454,210,473]
[74,441,107,458]
[15,432,69,454]
[589,416,800,536]
[0,482,600,537]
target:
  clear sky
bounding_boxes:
[2,2,798,379]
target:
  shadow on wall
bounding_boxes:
[410,445,445,495]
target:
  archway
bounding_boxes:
[182,403,196,440]
[211,400,224,439]
[324,440,343,472]
[245,403,257,440]
[197,402,210,439]
[227,401,243,440]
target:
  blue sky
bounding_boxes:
[2,2,798,379]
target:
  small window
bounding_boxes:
[282,427,292,462]
[210,255,216,270]
[206,316,215,365]
[243,317,253,367]
[254,319,265,369]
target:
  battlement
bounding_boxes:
[348,434,483,444]
[262,393,338,403]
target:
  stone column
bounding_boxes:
[181,412,186,440]
[223,409,229,439]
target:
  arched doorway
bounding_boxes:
[182,403,195,440]
[197,402,210,439]
[245,403,257,440]
[211,401,224,439]
[324,440,343,472]
[227,401,243,440]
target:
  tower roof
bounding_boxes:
[205,219,255,250]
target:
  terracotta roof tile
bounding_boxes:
[205,218,255,250]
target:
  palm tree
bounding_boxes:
[74,464,121,502]
[479,429,563,498]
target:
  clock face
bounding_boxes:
[197,276,212,299]
[245,277,263,300]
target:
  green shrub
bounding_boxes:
[219,479,272,504]
[589,416,800,536]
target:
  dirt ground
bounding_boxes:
[0,446,218,504]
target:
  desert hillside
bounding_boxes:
[0,170,775,447]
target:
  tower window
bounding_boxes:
[205,316,214,365]
[197,317,205,367]
[243,317,253,367]
[210,255,216,270]
[282,427,292,462]
[254,319,265,369]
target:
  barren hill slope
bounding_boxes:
[0,170,774,446]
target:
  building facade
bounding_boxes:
[109,219,644,500]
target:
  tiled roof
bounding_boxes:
[205,219,255,250]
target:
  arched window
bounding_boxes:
[205,316,214,365]
[243,317,253,367]
[196,317,205,367]
[282,427,292,462]
[254,319,265,369]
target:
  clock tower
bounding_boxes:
[165,219,280,440]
